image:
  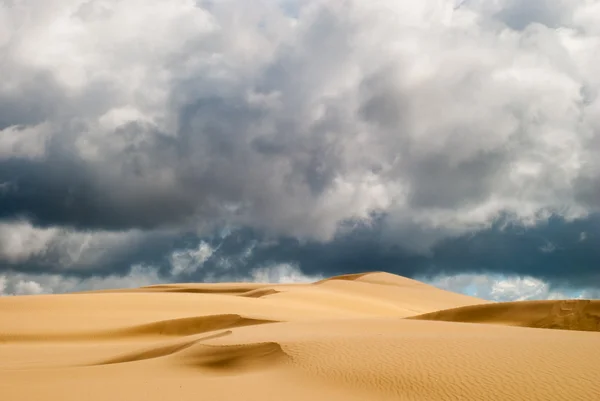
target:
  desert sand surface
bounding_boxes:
[1,271,600,400]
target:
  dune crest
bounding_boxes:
[2,272,600,401]
[0,314,277,343]
[409,299,600,332]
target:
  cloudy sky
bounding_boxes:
[1,0,600,301]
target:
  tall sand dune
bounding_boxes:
[1,271,599,400]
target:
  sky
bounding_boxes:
[1,0,600,301]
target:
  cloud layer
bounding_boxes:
[2,0,600,297]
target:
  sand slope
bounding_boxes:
[1,272,599,400]
[410,299,600,332]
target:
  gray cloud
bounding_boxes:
[1,213,599,298]
[494,0,574,31]
[420,273,584,302]
[1,0,600,295]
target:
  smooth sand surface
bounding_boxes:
[1,271,599,400]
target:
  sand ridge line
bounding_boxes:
[408,299,600,332]
[96,330,234,366]
[76,285,264,295]
[313,272,373,284]
[96,331,289,375]
[179,341,288,373]
[237,288,281,298]
[0,314,279,343]
[314,271,449,289]
[128,287,282,298]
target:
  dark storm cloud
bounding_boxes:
[1,0,600,295]
[0,71,61,130]
[1,213,599,294]
[0,227,175,277]
[0,158,99,228]
[167,214,600,288]
[0,151,196,231]
[430,214,600,287]
[406,150,507,209]
[251,214,600,287]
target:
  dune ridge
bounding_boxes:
[409,299,600,332]
[1,271,599,401]
[97,331,235,366]
[0,314,277,343]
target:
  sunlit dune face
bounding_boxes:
[2,272,600,400]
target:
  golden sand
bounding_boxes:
[1,272,599,400]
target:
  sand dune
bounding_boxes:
[1,272,599,400]
[0,314,275,342]
[410,299,600,332]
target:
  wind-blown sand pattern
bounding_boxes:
[1,272,599,400]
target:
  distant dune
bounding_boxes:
[409,299,600,332]
[1,272,599,400]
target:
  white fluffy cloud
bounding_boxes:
[0,264,162,295]
[0,220,147,269]
[250,263,323,283]
[2,0,600,291]
[2,0,600,244]
[0,262,320,295]
[421,273,598,301]
[170,241,215,276]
